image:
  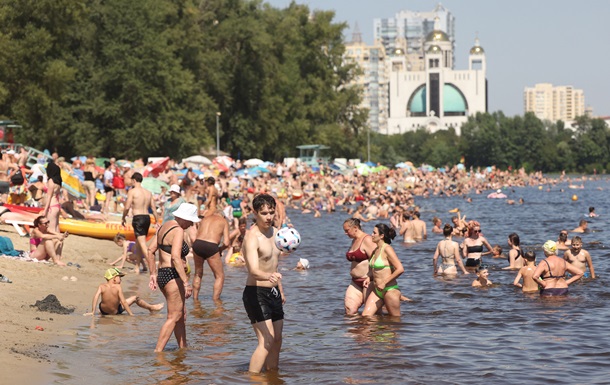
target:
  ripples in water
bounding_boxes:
[50,181,610,384]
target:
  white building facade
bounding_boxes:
[386,20,488,135]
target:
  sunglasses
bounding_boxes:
[40,221,49,225]
[473,230,481,234]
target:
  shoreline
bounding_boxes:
[0,225,129,384]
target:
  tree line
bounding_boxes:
[0,1,607,173]
[372,113,610,173]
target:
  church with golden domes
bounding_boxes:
[384,16,487,135]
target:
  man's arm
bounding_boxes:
[149,193,159,224]
[584,250,595,279]
[85,286,102,316]
[116,286,134,316]
[122,191,133,226]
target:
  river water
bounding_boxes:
[49,180,610,384]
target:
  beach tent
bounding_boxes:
[372,165,389,173]
[183,155,212,165]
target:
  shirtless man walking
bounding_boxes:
[122,172,158,273]
[192,210,229,301]
[203,177,219,218]
[242,194,285,374]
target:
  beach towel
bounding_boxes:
[0,236,21,256]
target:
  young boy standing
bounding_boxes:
[85,268,163,316]
[242,194,285,373]
[513,251,539,293]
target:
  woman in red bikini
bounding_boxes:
[343,218,376,315]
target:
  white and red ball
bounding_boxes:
[274,227,301,253]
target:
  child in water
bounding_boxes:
[472,265,492,287]
[109,234,146,273]
[491,245,505,259]
[513,251,538,293]
[84,268,163,316]
[295,258,310,270]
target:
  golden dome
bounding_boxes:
[427,45,442,54]
[470,45,485,55]
[425,30,449,42]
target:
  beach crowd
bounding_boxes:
[0,146,599,373]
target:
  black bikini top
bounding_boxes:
[158,225,189,259]
[467,244,484,254]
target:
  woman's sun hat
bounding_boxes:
[173,203,201,223]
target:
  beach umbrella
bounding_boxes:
[365,161,376,167]
[95,157,110,167]
[143,157,170,177]
[457,163,465,170]
[71,156,87,163]
[356,163,371,176]
[142,178,169,194]
[213,155,234,172]
[117,159,133,168]
[244,158,264,167]
[183,155,212,165]
[249,166,270,174]
[60,169,86,198]
[395,162,407,169]
[372,165,389,173]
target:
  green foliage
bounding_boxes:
[0,1,607,173]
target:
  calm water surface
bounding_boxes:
[50,181,610,384]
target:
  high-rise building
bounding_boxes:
[344,24,389,133]
[523,83,585,122]
[374,3,455,70]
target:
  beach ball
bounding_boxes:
[572,195,578,201]
[275,227,301,253]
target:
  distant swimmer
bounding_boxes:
[588,207,599,218]
[572,219,588,233]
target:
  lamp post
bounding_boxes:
[216,112,221,157]
[367,127,370,163]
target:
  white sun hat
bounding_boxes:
[172,203,200,223]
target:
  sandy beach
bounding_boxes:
[0,223,139,384]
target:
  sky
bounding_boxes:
[265,0,609,117]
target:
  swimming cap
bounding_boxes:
[543,240,557,254]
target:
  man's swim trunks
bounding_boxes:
[132,214,151,237]
[99,303,125,315]
[242,286,284,324]
[192,240,219,260]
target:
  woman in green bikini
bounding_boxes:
[362,223,404,317]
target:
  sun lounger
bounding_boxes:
[4,219,33,237]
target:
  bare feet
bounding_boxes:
[400,295,412,302]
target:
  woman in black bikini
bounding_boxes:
[532,240,583,296]
[146,203,199,352]
[343,218,376,315]
[462,220,492,270]
[503,233,524,270]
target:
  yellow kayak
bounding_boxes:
[59,219,156,241]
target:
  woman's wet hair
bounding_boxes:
[343,217,362,230]
[508,233,520,246]
[375,223,396,244]
[443,224,453,236]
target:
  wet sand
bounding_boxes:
[0,224,140,384]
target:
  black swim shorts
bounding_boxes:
[242,286,284,324]
[192,239,219,260]
[99,303,125,316]
[0,181,9,194]
[132,214,151,237]
[465,258,481,267]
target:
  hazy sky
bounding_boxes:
[265,0,609,117]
